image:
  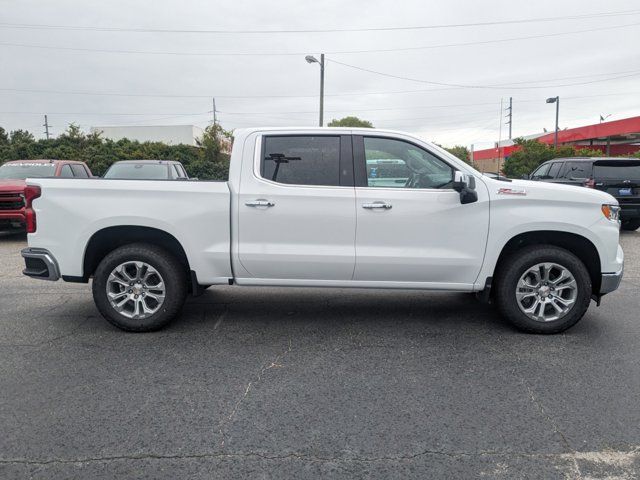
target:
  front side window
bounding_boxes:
[363,137,453,189]
[71,164,89,178]
[531,163,551,180]
[548,162,563,178]
[261,136,341,186]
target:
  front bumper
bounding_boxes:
[0,210,26,225]
[21,248,60,281]
[600,266,623,295]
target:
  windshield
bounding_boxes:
[594,165,640,180]
[0,162,57,179]
[104,163,169,180]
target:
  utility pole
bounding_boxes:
[43,115,51,140]
[470,143,474,168]
[212,98,217,125]
[506,97,513,139]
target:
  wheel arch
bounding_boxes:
[82,226,191,282]
[493,230,601,295]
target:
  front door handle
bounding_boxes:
[245,200,275,207]
[362,202,392,210]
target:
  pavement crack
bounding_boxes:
[218,337,293,446]
[2,448,638,468]
[509,349,583,479]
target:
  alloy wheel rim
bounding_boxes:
[106,261,166,319]
[515,262,578,322]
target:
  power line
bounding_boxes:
[0,111,211,116]
[1,9,638,34]
[2,72,639,101]
[1,21,639,57]
[328,59,640,90]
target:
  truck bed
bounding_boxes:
[28,178,233,284]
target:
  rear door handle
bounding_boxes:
[245,200,275,207]
[362,202,392,210]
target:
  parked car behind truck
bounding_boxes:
[21,128,624,334]
[103,160,190,180]
[526,157,640,230]
[0,160,92,231]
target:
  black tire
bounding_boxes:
[494,246,592,334]
[621,219,640,231]
[92,243,188,332]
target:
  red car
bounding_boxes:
[0,159,93,231]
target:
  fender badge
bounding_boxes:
[497,188,527,195]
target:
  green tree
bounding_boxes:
[443,145,470,164]
[0,123,234,180]
[502,138,575,178]
[327,116,374,128]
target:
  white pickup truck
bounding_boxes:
[21,127,624,334]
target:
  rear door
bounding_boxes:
[237,134,356,281]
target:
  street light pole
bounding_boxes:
[319,54,324,127]
[546,96,560,149]
[305,54,325,127]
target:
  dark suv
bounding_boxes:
[526,157,640,231]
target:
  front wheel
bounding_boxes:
[92,243,188,332]
[495,246,592,334]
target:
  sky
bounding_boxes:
[1,0,639,149]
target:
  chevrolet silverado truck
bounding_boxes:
[0,159,93,231]
[20,128,624,334]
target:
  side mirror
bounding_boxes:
[452,171,478,205]
[521,174,530,180]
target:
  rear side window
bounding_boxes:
[59,165,73,178]
[70,164,89,178]
[548,162,563,178]
[560,162,592,179]
[261,136,341,186]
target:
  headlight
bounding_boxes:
[601,204,621,222]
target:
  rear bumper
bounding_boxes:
[21,248,60,281]
[618,202,640,220]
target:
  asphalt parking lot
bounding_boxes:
[1,232,639,479]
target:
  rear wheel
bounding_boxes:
[495,246,592,334]
[621,219,640,231]
[92,243,187,332]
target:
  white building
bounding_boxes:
[91,125,204,146]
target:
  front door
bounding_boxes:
[237,134,356,281]
[353,135,490,287]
